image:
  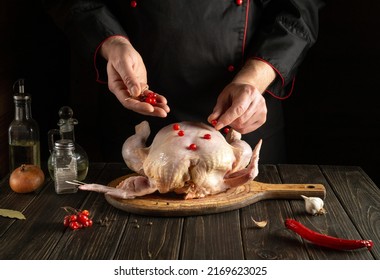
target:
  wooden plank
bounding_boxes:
[0,163,54,237]
[0,174,41,238]
[50,162,183,260]
[102,163,244,260]
[0,163,104,259]
[177,166,290,260]
[49,162,133,259]
[0,179,87,259]
[278,164,373,260]
[94,163,184,260]
[180,210,244,259]
[113,214,183,260]
[241,165,310,260]
[49,192,130,259]
[320,165,380,259]
[2,163,377,260]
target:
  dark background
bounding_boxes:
[1,0,379,186]
[283,0,380,186]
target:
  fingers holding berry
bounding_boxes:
[139,90,169,106]
[123,89,170,117]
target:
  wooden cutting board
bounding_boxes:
[105,174,326,217]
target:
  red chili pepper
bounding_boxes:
[285,218,373,251]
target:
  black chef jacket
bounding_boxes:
[44,0,325,163]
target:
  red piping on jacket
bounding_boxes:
[253,56,295,100]
[241,0,250,59]
[93,34,129,84]
[242,2,293,100]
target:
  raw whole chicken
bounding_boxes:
[79,121,262,199]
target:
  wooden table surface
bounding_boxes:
[0,163,379,260]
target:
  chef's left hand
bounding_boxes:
[100,35,170,118]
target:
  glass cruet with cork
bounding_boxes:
[48,106,89,181]
[8,78,40,172]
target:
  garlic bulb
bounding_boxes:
[301,195,326,215]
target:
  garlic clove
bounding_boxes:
[301,195,326,216]
[250,217,268,228]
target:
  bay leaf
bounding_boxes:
[0,208,26,220]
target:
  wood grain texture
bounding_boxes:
[320,165,380,259]
[114,214,183,260]
[278,164,374,260]
[0,163,378,260]
[0,174,37,238]
[180,211,244,259]
[241,165,310,260]
[0,180,87,259]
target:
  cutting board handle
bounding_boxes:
[250,181,326,200]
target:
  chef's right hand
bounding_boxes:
[100,36,170,117]
[208,83,267,134]
[208,58,276,134]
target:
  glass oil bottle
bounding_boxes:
[8,79,40,172]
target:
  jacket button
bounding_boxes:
[227,65,235,72]
[235,0,243,6]
[130,1,137,8]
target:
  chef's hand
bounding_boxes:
[100,36,170,117]
[208,59,276,134]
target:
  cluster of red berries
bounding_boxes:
[140,91,157,105]
[63,208,93,230]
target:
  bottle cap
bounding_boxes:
[54,139,75,149]
[13,78,31,100]
[57,106,78,133]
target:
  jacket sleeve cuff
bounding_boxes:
[253,57,295,100]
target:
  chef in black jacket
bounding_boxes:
[44,0,325,163]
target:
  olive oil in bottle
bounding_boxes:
[9,140,40,170]
[8,79,40,172]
